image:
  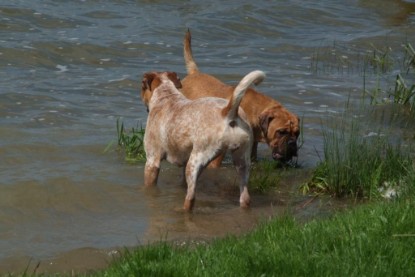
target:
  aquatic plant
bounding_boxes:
[303,114,413,199]
[116,118,146,163]
[362,43,415,110]
[403,42,415,73]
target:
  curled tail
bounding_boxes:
[183,29,199,75]
[222,70,266,121]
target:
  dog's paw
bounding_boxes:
[183,198,195,212]
[239,193,251,208]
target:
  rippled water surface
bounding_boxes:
[1,0,414,273]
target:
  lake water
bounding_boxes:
[1,0,414,274]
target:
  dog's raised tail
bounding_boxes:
[222,70,266,121]
[184,29,199,75]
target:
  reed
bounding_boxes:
[364,44,393,74]
[404,42,415,73]
[116,118,146,163]
[391,73,415,110]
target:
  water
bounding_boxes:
[1,0,414,273]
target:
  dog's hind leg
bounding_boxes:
[183,153,206,211]
[251,141,258,162]
[231,148,251,208]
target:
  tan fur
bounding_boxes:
[141,71,265,211]
[181,30,300,165]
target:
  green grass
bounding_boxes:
[302,113,413,198]
[94,188,415,277]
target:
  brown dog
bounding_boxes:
[141,70,265,211]
[181,30,300,167]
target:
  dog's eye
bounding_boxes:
[277,130,288,136]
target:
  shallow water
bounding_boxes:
[1,0,414,274]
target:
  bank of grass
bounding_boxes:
[93,187,415,276]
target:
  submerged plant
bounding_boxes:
[365,44,393,74]
[116,118,146,163]
[249,160,281,193]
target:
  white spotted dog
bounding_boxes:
[141,70,266,211]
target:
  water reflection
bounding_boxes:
[360,0,415,25]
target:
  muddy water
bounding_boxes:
[1,0,415,274]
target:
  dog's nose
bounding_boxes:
[288,138,298,157]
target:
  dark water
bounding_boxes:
[1,0,414,273]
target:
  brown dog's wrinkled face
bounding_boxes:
[259,106,300,162]
[140,71,182,112]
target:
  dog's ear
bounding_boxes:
[142,72,156,91]
[259,111,274,136]
[141,72,159,112]
[166,72,182,89]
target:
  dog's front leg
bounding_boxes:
[183,155,203,211]
[144,156,160,187]
[232,149,251,208]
